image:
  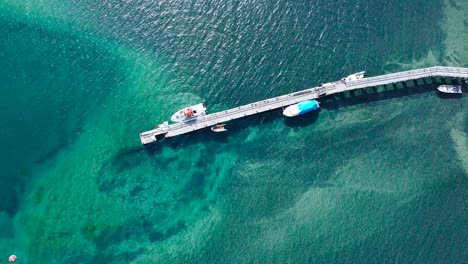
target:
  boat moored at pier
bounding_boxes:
[283,99,320,117]
[437,85,462,94]
[211,124,227,132]
[170,103,207,123]
[344,71,365,82]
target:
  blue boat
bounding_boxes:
[283,100,320,117]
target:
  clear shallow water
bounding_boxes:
[0,0,467,263]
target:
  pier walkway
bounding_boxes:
[140,66,468,144]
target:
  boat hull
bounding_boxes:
[283,100,320,117]
[437,85,462,94]
[211,127,227,132]
[344,71,366,82]
[211,124,226,132]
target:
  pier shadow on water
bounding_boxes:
[435,92,463,100]
[321,79,466,111]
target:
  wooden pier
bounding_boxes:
[140,66,468,144]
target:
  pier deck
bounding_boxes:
[140,66,468,144]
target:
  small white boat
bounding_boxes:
[211,124,227,132]
[170,103,207,123]
[343,71,366,82]
[283,100,320,117]
[437,85,462,94]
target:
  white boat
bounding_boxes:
[211,124,227,132]
[170,103,207,123]
[437,85,462,94]
[283,100,320,117]
[343,71,366,82]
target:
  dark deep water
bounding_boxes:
[0,0,466,263]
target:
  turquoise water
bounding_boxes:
[0,0,467,263]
